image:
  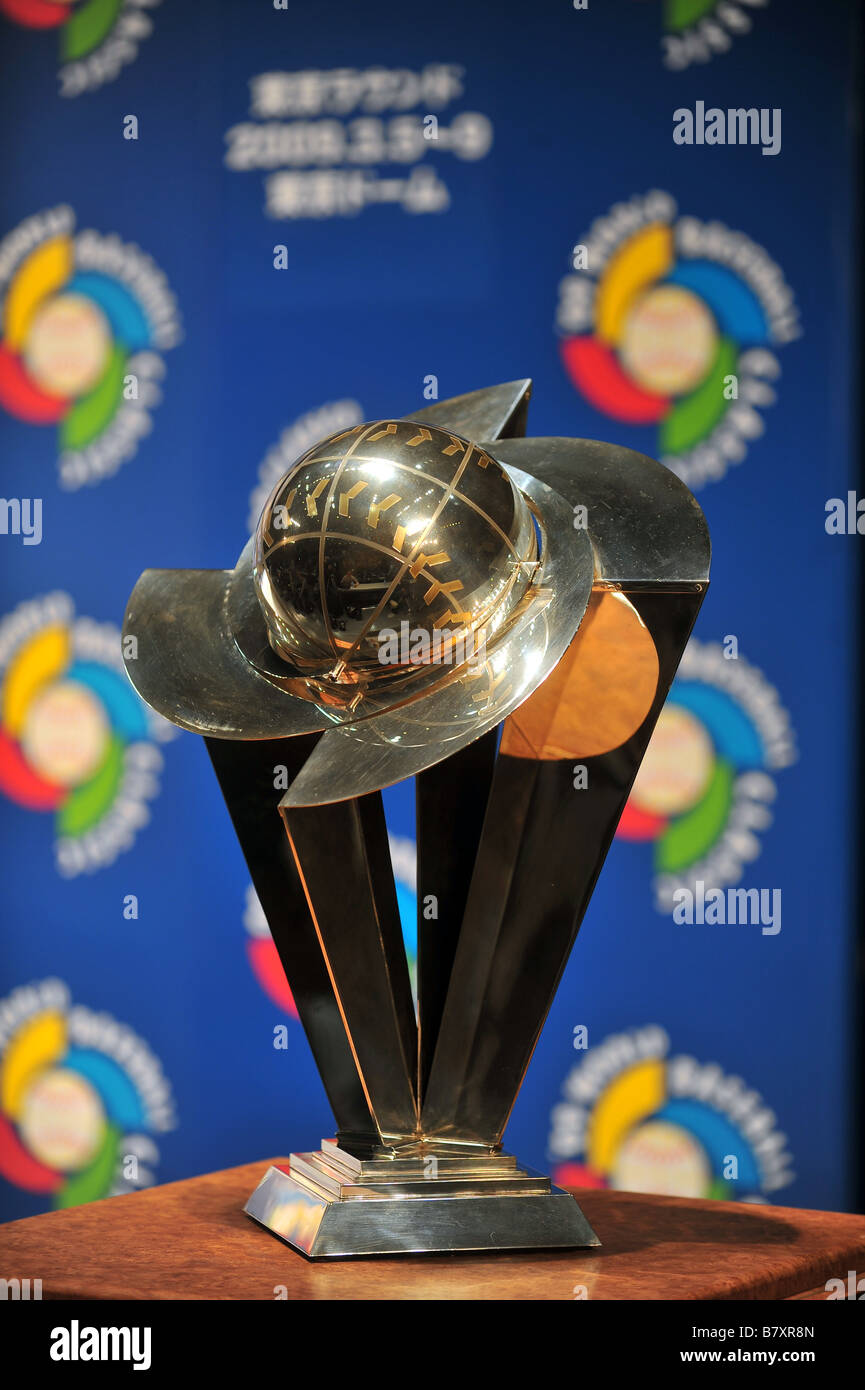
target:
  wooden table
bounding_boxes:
[2,1159,863,1300]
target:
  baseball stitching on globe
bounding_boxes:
[252,420,538,704]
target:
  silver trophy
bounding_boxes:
[123,381,709,1256]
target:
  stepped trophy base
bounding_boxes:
[244,1139,600,1258]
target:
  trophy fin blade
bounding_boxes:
[404,379,532,442]
[416,728,498,1102]
[280,793,419,1142]
[123,568,331,740]
[205,735,378,1139]
[483,436,711,585]
[418,435,709,1143]
[420,586,706,1145]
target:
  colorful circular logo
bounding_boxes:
[550,1025,794,1202]
[0,206,180,488]
[0,592,175,876]
[659,1,769,71]
[556,190,800,489]
[616,639,796,911]
[0,978,176,1209]
[0,0,161,97]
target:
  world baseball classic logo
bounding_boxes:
[556,189,799,490]
[0,977,176,1211]
[0,206,180,489]
[0,0,161,97]
[0,592,175,875]
[549,1024,793,1202]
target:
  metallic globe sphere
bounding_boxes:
[252,419,538,705]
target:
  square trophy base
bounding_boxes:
[243,1138,600,1258]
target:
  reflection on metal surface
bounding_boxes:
[244,1143,598,1257]
[251,420,537,700]
[500,589,659,761]
[279,473,593,804]
[125,379,710,1258]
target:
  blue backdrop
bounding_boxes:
[0,0,859,1220]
